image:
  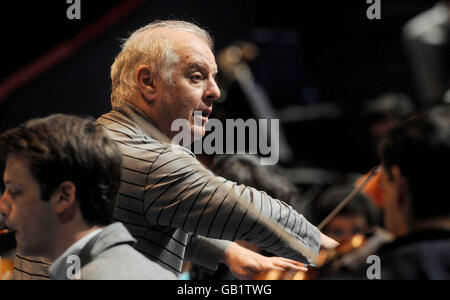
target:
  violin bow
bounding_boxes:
[317,166,380,231]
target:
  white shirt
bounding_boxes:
[49,228,103,280]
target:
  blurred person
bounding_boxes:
[363,93,416,162]
[361,105,450,279]
[355,92,415,209]
[403,0,450,106]
[212,155,303,208]
[97,20,337,279]
[308,185,380,245]
[0,114,175,280]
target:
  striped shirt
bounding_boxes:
[97,103,321,276]
[13,255,50,280]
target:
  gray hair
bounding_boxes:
[110,20,214,106]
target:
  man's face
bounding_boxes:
[154,31,221,141]
[0,154,55,257]
[323,215,369,244]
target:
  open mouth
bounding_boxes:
[192,111,210,126]
[0,220,14,235]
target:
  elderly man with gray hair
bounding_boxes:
[97,20,337,279]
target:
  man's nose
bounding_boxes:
[205,77,221,102]
[0,193,10,219]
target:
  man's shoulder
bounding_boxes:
[81,243,177,280]
[98,110,169,155]
[97,110,144,141]
[97,110,207,178]
[377,230,450,279]
[91,248,177,280]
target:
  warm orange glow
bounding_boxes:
[351,235,365,248]
[0,259,14,280]
[292,271,306,280]
[356,171,385,208]
[315,250,328,266]
[265,270,282,280]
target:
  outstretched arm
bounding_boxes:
[221,242,308,280]
[143,146,334,264]
[185,236,310,279]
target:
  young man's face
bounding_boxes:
[0,154,55,257]
[153,30,221,141]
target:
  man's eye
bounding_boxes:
[191,73,203,82]
[7,189,19,196]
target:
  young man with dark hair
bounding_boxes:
[375,105,450,279]
[0,114,175,280]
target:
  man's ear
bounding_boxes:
[53,181,77,215]
[136,64,157,102]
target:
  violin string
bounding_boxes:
[317,166,380,231]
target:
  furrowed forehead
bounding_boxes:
[185,61,218,75]
[178,43,218,72]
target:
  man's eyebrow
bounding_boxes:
[186,62,218,75]
[186,62,208,71]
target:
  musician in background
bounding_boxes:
[373,104,450,279]
[403,0,450,106]
[307,185,380,245]
[357,92,416,175]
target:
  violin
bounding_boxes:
[254,227,393,280]
[254,166,393,280]
[0,229,15,280]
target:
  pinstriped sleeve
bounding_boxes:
[185,235,231,272]
[144,146,321,264]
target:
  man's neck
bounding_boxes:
[122,98,174,142]
[46,224,103,262]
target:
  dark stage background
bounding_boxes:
[0,0,442,173]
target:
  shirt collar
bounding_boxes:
[113,102,172,144]
[49,228,103,280]
[113,102,195,157]
[378,228,450,256]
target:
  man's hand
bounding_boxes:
[221,242,308,280]
[320,232,339,250]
